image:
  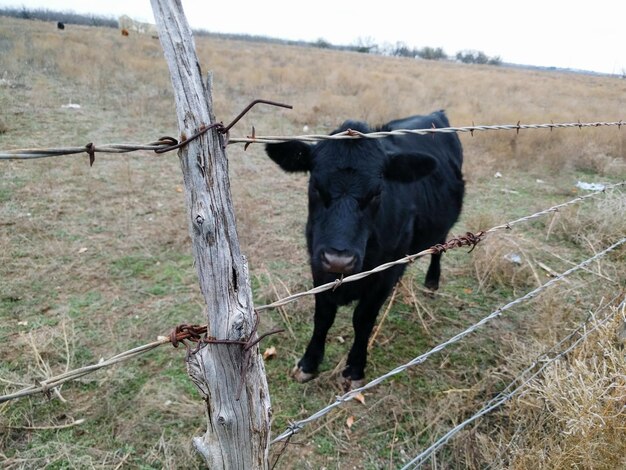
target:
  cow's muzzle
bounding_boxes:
[321,249,357,274]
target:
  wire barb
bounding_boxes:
[85,142,96,166]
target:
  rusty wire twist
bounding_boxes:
[169,314,284,400]
[169,323,207,349]
[431,231,485,254]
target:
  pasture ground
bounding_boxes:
[0,16,625,469]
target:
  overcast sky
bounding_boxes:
[2,0,625,75]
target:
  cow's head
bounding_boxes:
[265,121,437,277]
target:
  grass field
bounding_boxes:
[1,15,625,469]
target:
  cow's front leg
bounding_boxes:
[342,274,398,387]
[293,293,338,383]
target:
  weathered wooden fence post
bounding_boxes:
[151,1,271,468]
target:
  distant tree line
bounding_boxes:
[385,42,447,60]
[381,41,501,65]
[0,7,502,66]
[324,38,502,66]
[0,6,117,28]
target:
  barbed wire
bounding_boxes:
[401,294,626,469]
[0,120,622,161]
[0,138,176,161]
[0,99,291,162]
[230,120,624,144]
[0,338,167,403]
[0,183,622,404]
[257,181,625,312]
[270,236,626,444]
[0,326,209,403]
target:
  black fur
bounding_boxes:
[265,110,464,382]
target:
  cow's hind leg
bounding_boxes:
[425,236,447,290]
[293,293,337,383]
[424,252,442,290]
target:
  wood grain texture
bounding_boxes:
[150,1,271,468]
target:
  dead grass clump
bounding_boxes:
[6,319,75,387]
[479,300,626,469]
[572,149,626,176]
[470,233,539,292]
[549,189,626,247]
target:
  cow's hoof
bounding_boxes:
[291,366,316,383]
[423,283,438,298]
[423,289,436,299]
[349,378,365,390]
[338,374,365,392]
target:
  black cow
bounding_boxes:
[265,110,464,387]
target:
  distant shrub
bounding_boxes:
[388,42,416,58]
[456,49,502,65]
[314,38,332,49]
[385,43,447,60]
[416,46,447,61]
[350,36,379,54]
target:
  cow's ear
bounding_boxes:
[384,153,437,182]
[265,141,312,173]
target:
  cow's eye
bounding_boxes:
[359,190,381,209]
[311,184,331,206]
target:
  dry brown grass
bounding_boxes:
[549,189,626,247]
[470,232,540,293]
[475,300,626,470]
[0,15,625,469]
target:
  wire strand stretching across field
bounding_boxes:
[229,120,624,144]
[0,139,176,160]
[0,183,622,404]
[0,327,208,404]
[0,99,292,161]
[0,120,622,160]
[270,237,626,444]
[401,294,626,469]
[257,181,625,312]
[0,339,168,403]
